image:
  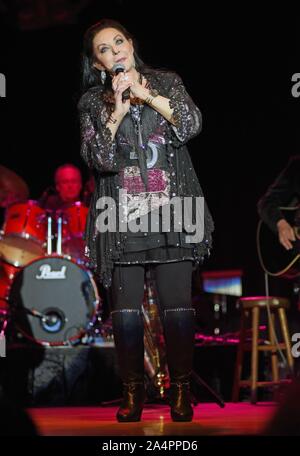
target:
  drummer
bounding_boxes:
[39,163,91,210]
[39,164,111,321]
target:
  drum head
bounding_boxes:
[9,256,99,345]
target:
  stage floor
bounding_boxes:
[27,402,277,436]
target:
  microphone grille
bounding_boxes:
[112,63,125,74]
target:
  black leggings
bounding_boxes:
[111,260,193,312]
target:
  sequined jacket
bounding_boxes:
[78,70,214,288]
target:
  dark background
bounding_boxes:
[0,1,299,298]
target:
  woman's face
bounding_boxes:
[92,27,134,73]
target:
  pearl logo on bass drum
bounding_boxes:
[36,264,67,280]
[9,256,100,345]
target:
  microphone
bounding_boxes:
[112,63,130,102]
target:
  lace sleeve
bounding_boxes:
[78,91,120,173]
[168,74,202,144]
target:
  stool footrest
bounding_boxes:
[239,379,292,388]
[240,343,289,351]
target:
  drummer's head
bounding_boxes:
[55,164,82,202]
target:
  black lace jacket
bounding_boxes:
[78,70,214,288]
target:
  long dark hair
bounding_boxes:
[80,18,151,94]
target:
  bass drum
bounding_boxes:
[9,256,100,346]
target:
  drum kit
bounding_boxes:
[0,165,105,347]
[0,166,169,398]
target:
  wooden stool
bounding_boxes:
[232,296,294,404]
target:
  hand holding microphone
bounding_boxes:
[112,63,131,102]
[111,63,148,119]
[111,63,132,118]
[112,63,132,103]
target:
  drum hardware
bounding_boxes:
[16,306,66,326]
[14,306,68,337]
[56,216,62,256]
[47,215,52,255]
[42,202,90,266]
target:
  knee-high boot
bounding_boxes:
[111,309,145,422]
[163,308,195,421]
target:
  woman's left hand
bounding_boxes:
[122,73,148,100]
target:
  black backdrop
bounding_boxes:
[0,2,299,297]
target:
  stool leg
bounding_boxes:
[269,312,279,382]
[232,310,247,402]
[278,308,294,373]
[251,307,259,404]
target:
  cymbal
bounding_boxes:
[0,165,29,207]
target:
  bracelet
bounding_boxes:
[145,96,154,105]
[145,87,159,105]
[108,114,118,124]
